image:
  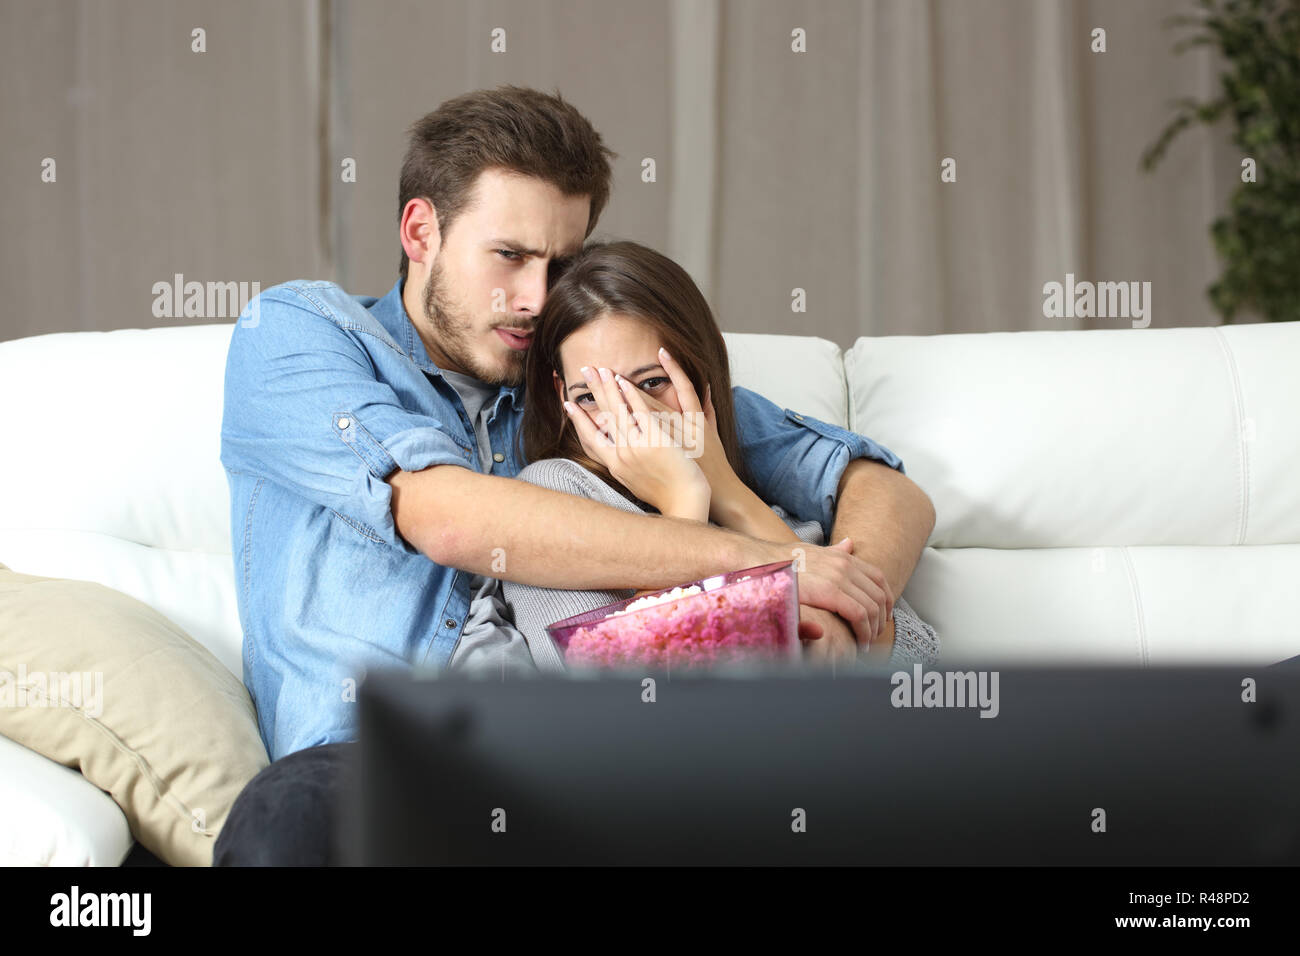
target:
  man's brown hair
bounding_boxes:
[397,85,617,279]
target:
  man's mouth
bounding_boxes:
[495,327,533,350]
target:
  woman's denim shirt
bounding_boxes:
[220,279,904,759]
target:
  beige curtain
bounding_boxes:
[0,0,1244,344]
[692,0,1244,335]
[0,0,327,343]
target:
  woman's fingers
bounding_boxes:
[581,359,701,452]
[613,373,652,436]
[563,399,614,459]
[657,347,702,415]
[578,363,711,468]
[656,349,721,474]
[640,350,705,451]
[616,373,687,451]
[628,386,687,444]
[581,365,633,445]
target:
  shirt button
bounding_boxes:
[338,417,351,429]
[493,452,504,462]
[445,619,458,629]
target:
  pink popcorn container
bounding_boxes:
[545,559,801,671]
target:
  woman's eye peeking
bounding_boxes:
[496,249,522,261]
[570,379,667,407]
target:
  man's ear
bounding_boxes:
[399,197,441,271]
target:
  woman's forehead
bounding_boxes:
[559,316,661,368]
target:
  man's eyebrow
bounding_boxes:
[489,239,582,259]
[566,364,664,393]
[489,239,542,256]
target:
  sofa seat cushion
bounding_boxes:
[904,544,1300,667]
[0,733,133,866]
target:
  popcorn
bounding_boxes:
[610,585,703,616]
[556,567,796,670]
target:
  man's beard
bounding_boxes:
[422,260,527,387]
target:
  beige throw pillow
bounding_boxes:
[0,564,268,866]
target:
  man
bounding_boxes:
[214,85,935,864]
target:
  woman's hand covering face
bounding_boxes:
[562,357,711,517]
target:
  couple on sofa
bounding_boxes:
[452,237,940,675]
[216,84,938,863]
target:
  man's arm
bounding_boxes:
[389,465,780,592]
[827,458,936,660]
[390,463,901,647]
[831,458,935,606]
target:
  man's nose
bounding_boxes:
[511,261,550,317]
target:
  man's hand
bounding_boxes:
[778,536,893,645]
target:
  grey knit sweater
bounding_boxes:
[447,457,939,675]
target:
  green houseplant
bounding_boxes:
[1141,0,1300,323]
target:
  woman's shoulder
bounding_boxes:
[515,457,592,486]
[515,458,644,511]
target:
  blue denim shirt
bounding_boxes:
[220,279,904,760]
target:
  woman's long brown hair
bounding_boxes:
[516,240,756,508]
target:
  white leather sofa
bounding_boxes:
[2,318,1297,865]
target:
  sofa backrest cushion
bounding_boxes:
[0,324,234,555]
[845,323,1300,549]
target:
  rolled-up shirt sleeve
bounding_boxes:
[732,385,904,539]
[219,283,471,553]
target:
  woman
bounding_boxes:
[451,240,939,675]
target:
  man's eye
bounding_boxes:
[496,249,522,261]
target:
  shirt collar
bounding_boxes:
[369,278,524,411]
